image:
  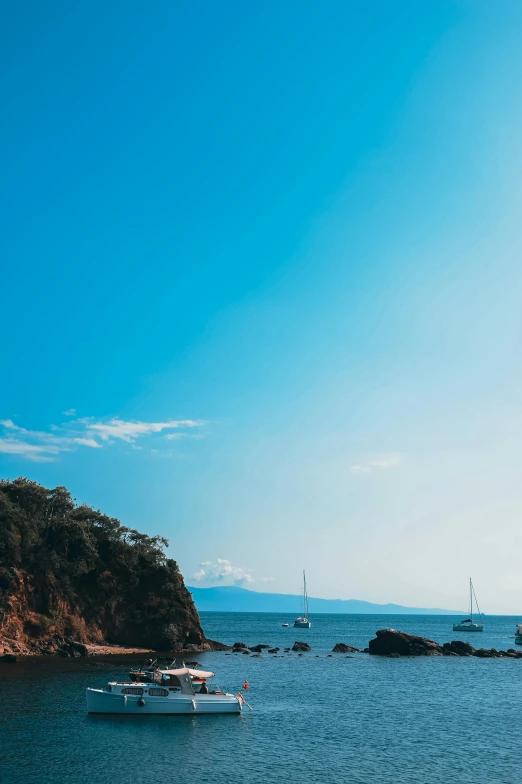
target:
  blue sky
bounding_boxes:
[2,1,522,612]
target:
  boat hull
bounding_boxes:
[515,636,522,645]
[294,621,311,628]
[86,689,242,715]
[452,624,483,632]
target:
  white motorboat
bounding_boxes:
[515,624,522,645]
[282,623,289,627]
[86,667,245,714]
[453,578,484,632]
[294,570,311,629]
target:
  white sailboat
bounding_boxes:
[453,578,484,632]
[294,570,311,628]
[514,624,522,645]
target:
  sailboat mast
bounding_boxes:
[303,570,307,618]
[469,577,473,622]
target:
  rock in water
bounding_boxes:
[206,640,232,651]
[368,628,443,656]
[474,648,497,658]
[332,643,360,653]
[292,641,311,652]
[442,641,475,656]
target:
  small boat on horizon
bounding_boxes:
[86,666,245,714]
[515,624,522,645]
[282,623,289,627]
[453,578,484,632]
[294,570,311,629]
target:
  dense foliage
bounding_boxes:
[0,478,204,650]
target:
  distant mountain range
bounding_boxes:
[188,586,460,615]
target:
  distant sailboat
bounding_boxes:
[453,578,484,632]
[294,570,311,628]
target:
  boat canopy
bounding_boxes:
[156,667,196,695]
[159,668,215,679]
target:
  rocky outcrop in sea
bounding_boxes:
[368,628,522,658]
[332,643,360,653]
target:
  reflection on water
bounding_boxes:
[0,613,520,784]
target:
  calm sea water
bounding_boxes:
[1,613,521,784]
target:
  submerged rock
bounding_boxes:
[332,643,360,653]
[268,648,279,653]
[292,641,311,652]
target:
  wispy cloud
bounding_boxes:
[350,453,402,474]
[79,417,204,443]
[191,558,254,587]
[63,408,76,416]
[0,439,59,462]
[0,415,205,461]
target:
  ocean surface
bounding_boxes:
[1,612,521,784]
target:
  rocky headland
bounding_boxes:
[0,478,225,658]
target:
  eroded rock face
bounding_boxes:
[332,643,360,653]
[292,641,311,652]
